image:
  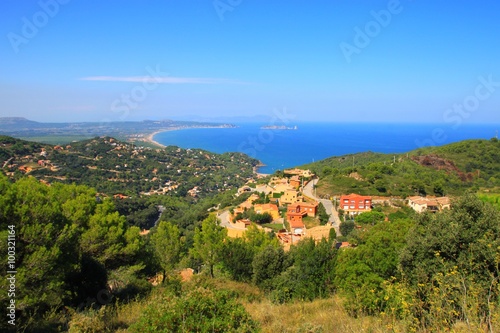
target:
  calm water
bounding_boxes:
[154,122,499,174]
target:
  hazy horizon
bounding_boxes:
[1,1,499,124]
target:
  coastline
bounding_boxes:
[145,125,238,148]
[253,163,271,178]
[146,129,174,148]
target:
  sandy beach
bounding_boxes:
[145,130,170,148]
[144,125,236,148]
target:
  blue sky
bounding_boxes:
[1,0,500,123]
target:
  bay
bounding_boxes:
[153,122,499,174]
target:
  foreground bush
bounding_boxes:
[130,287,259,332]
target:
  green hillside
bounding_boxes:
[302,138,500,197]
[0,135,258,198]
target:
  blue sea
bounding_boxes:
[154,122,499,174]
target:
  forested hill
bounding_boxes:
[0,135,258,197]
[302,138,500,197]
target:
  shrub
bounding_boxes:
[130,287,259,332]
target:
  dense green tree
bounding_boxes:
[329,227,337,241]
[0,176,80,324]
[221,237,255,282]
[80,200,142,270]
[339,220,355,237]
[317,202,329,225]
[335,218,411,314]
[252,245,288,289]
[221,225,279,282]
[190,214,227,278]
[355,210,385,225]
[272,238,337,302]
[399,193,500,327]
[150,221,182,282]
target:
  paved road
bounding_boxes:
[303,178,341,234]
[217,210,246,230]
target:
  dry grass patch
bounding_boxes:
[243,296,407,333]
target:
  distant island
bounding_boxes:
[260,125,298,130]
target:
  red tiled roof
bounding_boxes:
[340,193,372,200]
[289,220,305,228]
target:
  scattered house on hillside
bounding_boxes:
[254,203,280,220]
[284,168,314,179]
[408,196,451,213]
[280,189,301,205]
[237,185,253,195]
[234,219,252,229]
[188,186,200,197]
[113,193,129,199]
[300,201,319,217]
[18,165,32,173]
[254,184,274,195]
[436,197,451,210]
[289,219,306,236]
[289,175,301,189]
[287,203,307,226]
[335,242,351,249]
[273,182,294,194]
[340,193,372,216]
[232,194,260,218]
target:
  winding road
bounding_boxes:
[303,178,341,234]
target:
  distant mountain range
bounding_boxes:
[0,117,235,139]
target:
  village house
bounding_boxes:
[286,203,306,222]
[272,182,294,194]
[18,165,33,173]
[254,203,280,220]
[300,201,319,217]
[286,203,307,237]
[254,184,274,195]
[279,189,301,205]
[232,194,260,218]
[284,168,314,179]
[408,196,451,213]
[340,193,372,216]
[289,175,301,189]
[234,219,252,229]
[237,185,253,195]
[289,219,305,236]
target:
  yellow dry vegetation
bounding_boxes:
[226,228,246,238]
[304,225,333,242]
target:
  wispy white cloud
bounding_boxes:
[79,76,248,84]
